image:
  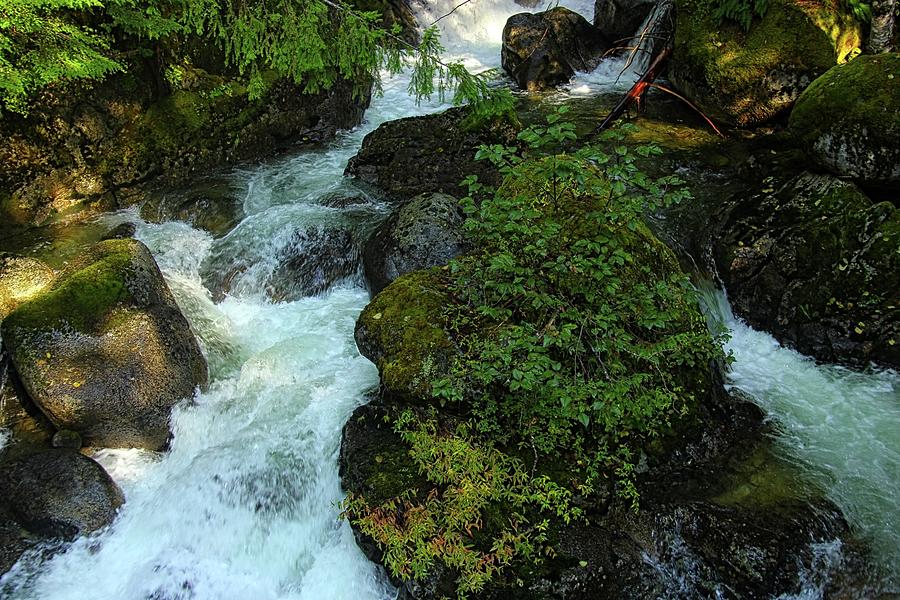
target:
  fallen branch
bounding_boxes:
[590,46,671,136]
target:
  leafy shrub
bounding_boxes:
[712,0,769,30]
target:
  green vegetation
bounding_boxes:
[713,0,769,31]
[0,0,513,116]
[345,111,724,597]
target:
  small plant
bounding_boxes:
[712,0,769,30]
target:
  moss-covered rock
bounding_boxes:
[0,255,54,323]
[789,53,900,189]
[670,0,862,127]
[362,192,468,295]
[1,239,208,450]
[713,172,899,367]
[354,269,453,400]
[0,66,371,237]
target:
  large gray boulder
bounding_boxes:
[502,7,610,91]
[789,53,900,189]
[0,449,124,539]
[363,193,468,294]
[1,239,208,450]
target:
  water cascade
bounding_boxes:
[1,0,897,598]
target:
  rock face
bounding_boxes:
[341,402,854,600]
[363,193,467,294]
[0,68,371,237]
[789,53,900,189]
[0,255,54,322]
[1,239,208,450]
[593,0,658,44]
[0,449,124,538]
[670,0,862,127]
[502,8,610,91]
[345,107,519,201]
[713,172,899,367]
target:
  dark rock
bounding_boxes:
[502,7,610,91]
[0,350,55,458]
[363,193,467,294]
[593,0,658,45]
[789,53,900,190]
[0,449,124,539]
[52,430,83,450]
[267,226,361,301]
[354,0,420,44]
[712,172,899,367]
[101,222,137,240]
[0,507,35,577]
[1,239,208,450]
[140,177,244,238]
[345,106,519,201]
[670,0,861,127]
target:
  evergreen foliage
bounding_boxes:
[0,0,512,116]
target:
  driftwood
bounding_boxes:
[591,46,672,136]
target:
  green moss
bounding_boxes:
[357,269,453,398]
[2,239,136,335]
[673,0,861,125]
[789,53,900,175]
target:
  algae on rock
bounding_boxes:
[670,0,862,126]
[1,238,208,450]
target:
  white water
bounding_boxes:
[700,285,900,590]
[2,1,896,597]
[0,1,635,599]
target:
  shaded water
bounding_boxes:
[1,0,897,598]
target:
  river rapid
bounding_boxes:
[1,1,897,598]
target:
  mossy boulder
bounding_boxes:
[0,449,123,539]
[713,172,899,367]
[354,269,453,400]
[789,53,900,189]
[0,239,208,450]
[363,192,468,295]
[0,255,54,322]
[501,7,610,91]
[345,106,519,201]
[670,0,862,127]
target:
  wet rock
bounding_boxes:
[789,53,900,190]
[0,449,124,539]
[670,0,861,127]
[52,430,83,449]
[593,0,658,45]
[712,172,899,367]
[502,7,610,91]
[266,225,361,301]
[354,0,419,44]
[355,270,454,400]
[0,255,54,322]
[0,507,34,576]
[0,65,371,237]
[363,193,467,294]
[101,222,137,240]
[141,178,244,238]
[0,351,55,458]
[345,106,519,201]
[1,239,208,450]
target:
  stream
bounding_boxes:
[1,0,898,598]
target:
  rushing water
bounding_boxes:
[699,284,900,591]
[1,0,898,597]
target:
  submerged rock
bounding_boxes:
[0,449,123,539]
[1,239,208,450]
[669,0,862,126]
[502,7,610,91]
[713,172,899,367]
[267,225,361,301]
[789,53,900,189]
[363,193,467,294]
[345,107,518,201]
